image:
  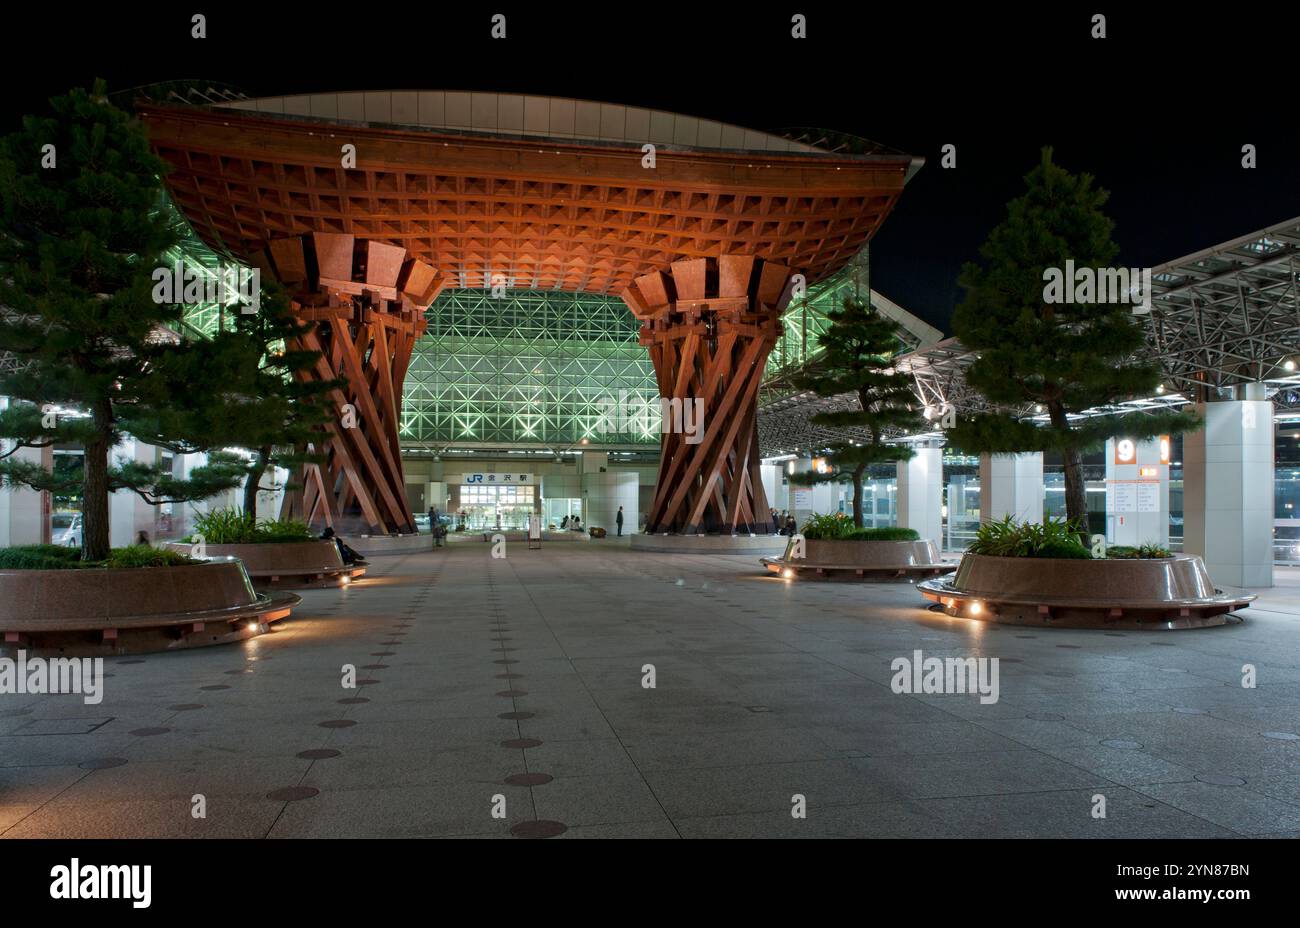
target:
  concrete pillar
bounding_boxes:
[0,448,49,547]
[109,437,156,547]
[0,398,50,547]
[581,471,638,535]
[1183,390,1274,588]
[979,452,1044,524]
[1104,437,1169,547]
[897,446,943,543]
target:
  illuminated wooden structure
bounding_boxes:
[140,96,914,535]
[254,232,441,534]
[624,257,791,534]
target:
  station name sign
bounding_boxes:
[459,473,533,485]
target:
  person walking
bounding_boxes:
[616,506,624,536]
[770,508,779,532]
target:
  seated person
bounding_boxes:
[321,527,366,566]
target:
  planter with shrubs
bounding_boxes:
[761,512,947,581]
[165,508,364,589]
[0,544,299,656]
[917,516,1255,629]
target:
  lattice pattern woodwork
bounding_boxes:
[139,105,911,296]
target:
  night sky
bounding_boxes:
[6,5,1298,333]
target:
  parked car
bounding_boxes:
[52,512,81,547]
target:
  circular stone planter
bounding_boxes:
[164,540,363,589]
[762,538,948,581]
[0,557,300,656]
[917,553,1256,629]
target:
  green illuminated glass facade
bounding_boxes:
[400,289,657,446]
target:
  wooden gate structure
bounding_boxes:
[140,94,915,536]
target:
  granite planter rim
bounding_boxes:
[917,552,1256,629]
[763,537,947,581]
[163,540,361,587]
[0,557,299,633]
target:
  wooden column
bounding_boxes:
[258,233,442,535]
[622,256,791,535]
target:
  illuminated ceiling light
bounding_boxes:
[1156,384,1165,393]
[1286,359,1297,372]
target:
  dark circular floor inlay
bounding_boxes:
[224,669,252,675]
[297,748,342,760]
[1014,635,1037,639]
[501,738,543,749]
[1104,632,1127,637]
[79,757,128,770]
[371,651,396,657]
[504,772,553,787]
[267,786,319,802]
[167,703,204,711]
[496,689,528,697]
[199,684,231,691]
[1195,773,1246,786]
[494,659,519,665]
[361,663,389,670]
[499,711,534,720]
[319,719,356,729]
[1055,644,1081,649]
[129,727,170,737]
[116,659,146,665]
[337,697,370,705]
[357,678,382,686]
[1100,738,1143,750]
[511,820,567,839]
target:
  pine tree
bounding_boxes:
[789,295,925,527]
[0,83,264,560]
[947,148,1199,531]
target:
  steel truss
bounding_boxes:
[758,215,1300,454]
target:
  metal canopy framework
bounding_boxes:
[401,288,655,448]
[758,215,1300,454]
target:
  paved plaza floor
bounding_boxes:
[3,539,1299,839]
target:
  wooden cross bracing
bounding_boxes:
[261,232,441,535]
[623,256,792,535]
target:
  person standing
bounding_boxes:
[616,506,624,536]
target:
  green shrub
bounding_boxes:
[187,507,314,544]
[800,512,855,540]
[251,518,314,543]
[189,508,258,544]
[843,527,921,542]
[104,545,199,569]
[0,544,197,570]
[0,545,88,570]
[968,515,1092,559]
[1106,542,1172,559]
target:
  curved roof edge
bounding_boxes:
[213,90,914,166]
